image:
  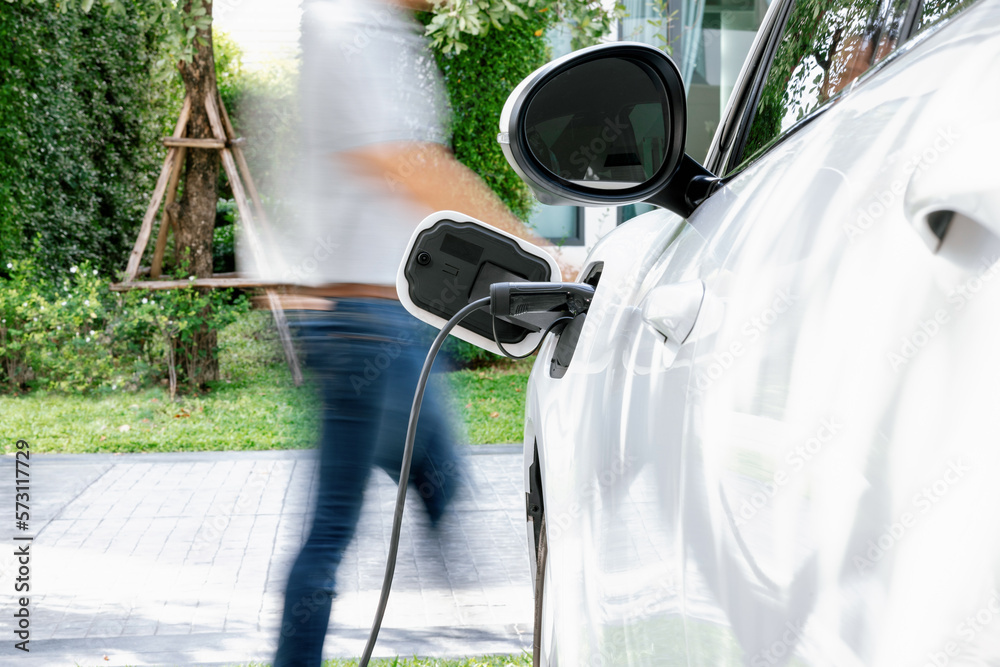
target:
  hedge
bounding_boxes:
[423,8,553,220]
[0,2,180,279]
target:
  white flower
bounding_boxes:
[5,263,11,269]
[85,337,91,343]
[61,301,67,306]
[21,302,26,307]
[189,276,195,281]
[142,298,148,304]
[92,269,98,275]
[84,300,90,306]
[70,266,77,273]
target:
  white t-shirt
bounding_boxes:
[247,0,449,286]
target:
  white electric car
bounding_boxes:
[493,0,1000,665]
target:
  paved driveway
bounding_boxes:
[0,446,532,666]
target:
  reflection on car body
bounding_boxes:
[494,0,1000,665]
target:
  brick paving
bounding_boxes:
[0,447,533,666]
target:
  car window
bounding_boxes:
[913,0,978,34]
[737,0,913,166]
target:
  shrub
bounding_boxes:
[0,261,249,395]
[118,282,250,397]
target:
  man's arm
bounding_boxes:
[344,141,578,279]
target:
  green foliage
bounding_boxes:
[645,0,678,55]
[213,198,239,272]
[442,337,504,369]
[424,0,623,218]
[12,0,213,63]
[221,63,300,200]
[738,0,975,163]
[0,260,249,394]
[0,1,181,277]
[426,0,624,54]
[212,28,299,217]
[425,8,551,219]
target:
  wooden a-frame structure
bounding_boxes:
[111,92,302,384]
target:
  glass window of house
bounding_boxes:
[620,0,770,164]
[528,204,584,246]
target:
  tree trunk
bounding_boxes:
[176,0,220,387]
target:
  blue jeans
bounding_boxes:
[273,298,463,666]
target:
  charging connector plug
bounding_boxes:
[489,282,596,332]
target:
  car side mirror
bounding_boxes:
[498,42,719,218]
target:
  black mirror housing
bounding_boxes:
[498,42,719,218]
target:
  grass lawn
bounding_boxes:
[443,359,532,445]
[0,312,532,454]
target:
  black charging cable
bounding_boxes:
[360,281,595,665]
[359,296,491,667]
[491,314,574,360]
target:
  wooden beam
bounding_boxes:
[125,149,180,282]
[171,96,192,138]
[205,93,265,277]
[124,97,192,282]
[110,278,293,292]
[206,92,303,386]
[162,137,226,149]
[150,146,186,279]
[218,98,279,247]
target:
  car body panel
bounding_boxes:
[526,2,1000,664]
